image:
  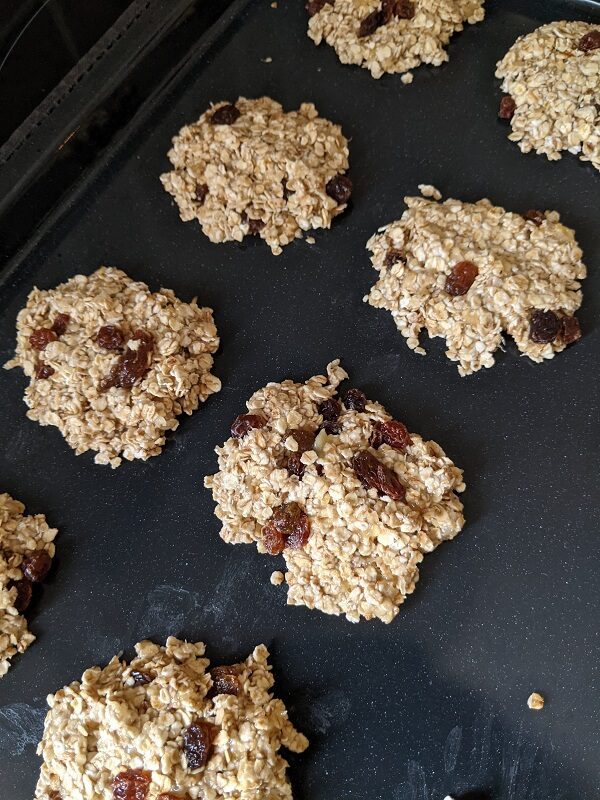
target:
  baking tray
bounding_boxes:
[0,1,599,798]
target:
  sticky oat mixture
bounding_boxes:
[205,361,465,623]
[5,267,221,467]
[160,96,352,255]
[496,21,600,171]
[0,493,57,677]
[35,637,308,800]
[365,186,586,376]
[306,0,485,80]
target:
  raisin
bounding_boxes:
[559,315,582,345]
[210,104,240,125]
[51,313,70,336]
[529,310,560,344]
[371,420,412,451]
[195,183,209,204]
[242,212,265,235]
[352,450,405,501]
[343,388,367,412]
[325,173,352,205]
[112,769,151,800]
[498,95,516,119]
[100,330,154,390]
[320,420,341,435]
[394,0,415,18]
[306,0,331,15]
[282,429,315,478]
[445,260,478,296]
[369,424,384,449]
[182,720,218,770]
[209,665,242,697]
[12,579,33,612]
[21,550,52,582]
[262,502,311,553]
[358,9,383,37]
[97,325,125,350]
[318,398,341,420]
[289,428,315,451]
[29,328,57,351]
[523,209,545,226]
[131,670,152,686]
[578,30,600,52]
[231,414,266,439]
[48,792,62,800]
[384,248,404,268]
[35,363,55,379]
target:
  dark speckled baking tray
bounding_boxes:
[0,1,599,798]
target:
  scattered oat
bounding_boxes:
[401,71,414,84]
[365,187,586,376]
[35,637,308,799]
[305,235,316,244]
[496,21,600,171]
[5,267,221,467]
[306,0,485,79]
[271,1,278,6]
[528,691,545,710]
[205,360,465,623]
[160,97,351,255]
[270,570,285,585]
[0,493,57,677]
[262,56,273,63]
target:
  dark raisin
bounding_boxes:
[284,452,305,477]
[131,670,152,686]
[325,173,352,205]
[498,95,516,119]
[12,579,33,612]
[559,315,582,345]
[282,429,316,478]
[245,215,265,235]
[529,310,560,344]
[112,769,151,800]
[523,209,545,226]
[306,0,332,15]
[395,0,415,18]
[35,363,55,380]
[381,0,395,22]
[358,9,383,37]
[195,183,209,204]
[97,325,125,351]
[51,314,70,336]
[231,414,267,439]
[445,260,479,296]
[48,792,62,800]
[343,388,367,412]
[371,420,412,451]
[210,104,240,125]
[182,720,218,770]
[262,502,311,553]
[320,420,341,435]
[289,428,315,452]
[384,248,404,268]
[29,328,57,351]
[209,665,242,697]
[352,450,405,501]
[21,550,52,582]
[318,398,341,420]
[100,330,154,390]
[578,30,600,52]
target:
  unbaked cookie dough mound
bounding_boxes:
[496,21,600,171]
[306,0,485,80]
[5,267,221,467]
[365,187,586,376]
[0,493,57,677]
[205,361,465,623]
[35,637,308,800]
[160,96,351,255]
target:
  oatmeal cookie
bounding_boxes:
[35,637,308,800]
[365,186,585,376]
[306,0,485,80]
[0,493,57,677]
[205,361,465,623]
[160,96,351,255]
[5,267,221,467]
[496,21,600,171]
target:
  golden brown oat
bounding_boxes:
[527,692,545,710]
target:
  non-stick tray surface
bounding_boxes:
[0,1,598,798]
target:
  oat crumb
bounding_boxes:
[262,56,273,63]
[270,570,285,586]
[401,71,414,84]
[528,692,545,710]
[305,236,316,245]
[271,1,278,6]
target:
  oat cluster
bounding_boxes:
[205,361,465,623]
[307,0,485,80]
[0,493,57,678]
[160,97,351,255]
[365,187,586,376]
[5,267,221,467]
[496,21,600,171]
[35,637,308,800]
